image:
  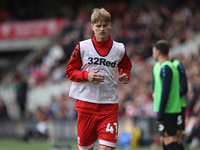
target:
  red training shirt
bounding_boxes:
[66,35,132,115]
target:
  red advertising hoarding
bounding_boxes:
[0,18,66,39]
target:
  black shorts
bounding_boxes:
[177,107,186,130]
[158,113,179,136]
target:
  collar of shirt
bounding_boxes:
[92,35,113,56]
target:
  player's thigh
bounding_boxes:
[158,114,179,137]
[97,113,118,148]
[77,112,98,147]
[164,113,179,136]
[162,114,179,145]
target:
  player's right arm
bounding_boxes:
[66,44,89,82]
[66,44,104,83]
[157,66,172,122]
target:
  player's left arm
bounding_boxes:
[118,51,132,84]
[177,63,188,97]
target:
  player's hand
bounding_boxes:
[156,121,164,124]
[152,93,155,99]
[88,69,104,84]
[119,69,129,84]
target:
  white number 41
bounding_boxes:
[106,123,118,134]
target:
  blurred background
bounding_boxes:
[0,0,200,149]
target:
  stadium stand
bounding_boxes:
[0,0,200,148]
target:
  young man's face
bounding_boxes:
[92,21,111,41]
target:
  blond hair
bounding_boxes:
[91,8,111,24]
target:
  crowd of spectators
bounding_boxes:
[11,0,200,117]
[0,0,200,147]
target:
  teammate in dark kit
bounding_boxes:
[152,40,182,150]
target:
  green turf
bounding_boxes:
[0,138,199,150]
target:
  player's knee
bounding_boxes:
[163,135,177,145]
[99,145,115,150]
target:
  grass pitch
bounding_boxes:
[0,138,199,150]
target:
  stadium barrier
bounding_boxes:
[0,117,158,145]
